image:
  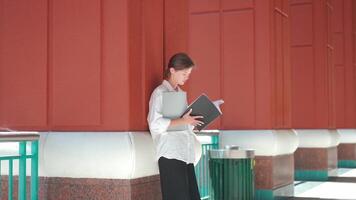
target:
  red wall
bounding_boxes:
[290,0,356,128]
[332,0,355,128]
[1,0,355,131]
[0,0,163,131]
[0,0,48,129]
[165,0,292,129]
[290,0,333,128]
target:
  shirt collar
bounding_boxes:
[162,80,181,92]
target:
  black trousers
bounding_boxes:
[158,157,201,200]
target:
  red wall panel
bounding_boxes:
[290,2,315,128]
[98,0,163,131]
[327,0,336,128]
[333,32,346,127]
[332,0,344,32]
[290,0,336,128]
[331,0,354,128]
[189,0,219,13]
[143,0,165,128]
[335,67,346,126]
[344,0,354,127]
[333,34,344,66]
[255,0,272,128]
[222,10,255,128]
[127,0,144,130]
[164,0,189,64]
[51,0,102,126]
[290,4,313,46]
[134,0,163,130]
[313,0,330,127]
[291,47,315,127]
[0,0,48,128]
[272,0,292,128]
[101,0,130,130]
[290,0,355,128]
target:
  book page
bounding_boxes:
[212,99,224,114]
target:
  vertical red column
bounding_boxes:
[327,0,336,128]
[255,0,273,128]
[271,0,292,128]
[0,0,48,129]
[332,0,346,127]
[164,0,189,63]
[101,0,130,130]
[51,0,102,127]
[221,0,256,129]
[331,0,354,128]
[344,0,355,127]
[128,0,164,130]
[290,0,336,128]
[290,0,315,128]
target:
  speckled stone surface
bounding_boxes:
[295,147,337,170]
[254,154,294,190]
[338,143,356,160]
[1,175,162,200]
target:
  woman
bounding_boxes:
[147,53,203,200]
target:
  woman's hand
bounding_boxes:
[182,109,204,127]
[168,109,204,129]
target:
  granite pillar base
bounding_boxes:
[338,143,356,168]
[0,175,161,200]
[254,154,294,200]
[294,147,337,181]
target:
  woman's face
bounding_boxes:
[170,67,193,85]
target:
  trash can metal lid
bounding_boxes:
[209,149,255,159]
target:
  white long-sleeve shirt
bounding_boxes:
[147,80,199,164]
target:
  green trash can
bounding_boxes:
[209,146,255,200]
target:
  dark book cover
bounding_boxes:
[181,94,222,131]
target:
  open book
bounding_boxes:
[181,94,223,131]
[162,92,223,131]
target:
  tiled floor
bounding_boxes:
[293,181,356,199]
[281,169,356,200]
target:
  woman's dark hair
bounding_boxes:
[164,52,195,78]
